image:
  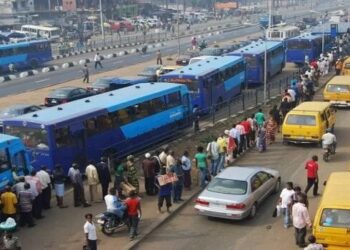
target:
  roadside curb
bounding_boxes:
[122,188,201,250]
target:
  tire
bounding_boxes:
[273,178,281,194]
[323,152,329,162]
[101,221,115,236]
[248,203,257,219]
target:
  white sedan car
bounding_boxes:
[195,166,281,220]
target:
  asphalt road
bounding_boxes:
[136,106,350,250]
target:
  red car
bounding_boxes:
[109,19,134,32]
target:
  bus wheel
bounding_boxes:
[30,60,38,69]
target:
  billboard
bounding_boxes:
[62,0,77,11]
[215,2,238,10]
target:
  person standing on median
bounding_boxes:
[155,168,173,214]
[206,137,220,176]
[156,50,162,65]
[82,64,89,83]
[85,161,100,203]
[142,153,157,196]
[68,163,91,208]
[0,186,17,222]
[94,52,103,69]
[36,166,52,210]
[124,190,142,241]
[194,146,208,189]
[171,159,184,203]
[181,151,192,190]
[255,108,265,128]
[96,157,111,200]
[304,155,319,197]
[52,164,68,208]
[292,194,312,248]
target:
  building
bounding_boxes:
[0,0,34,14]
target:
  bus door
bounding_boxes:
[71,127,87,168]
[0,146,13,190]
[202,78,214,112]
[11,150,31,176]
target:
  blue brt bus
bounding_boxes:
[2,82,191,173]
[159,56,245,112]
[0,40,52,74]
[286,33,332,64]
[0,134,32,189]
[228,40,285,87]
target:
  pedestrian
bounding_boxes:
[171,159,184,203]
[293,186,309,208]
[278,182,295,229]
[229,124,240,158]
[96,157,111,200]
[25,170,43,219]
[171,24,175,34]
[235,123,245,153]
[126,155,139,194]
[52,164,68,208]
[142,153,156,196]
[304,155,319,197]
[0,186,17,222]
[151,150,161,175]
[194,146,208,189]
[216,134,227,173]
[206,137,220,176]
[82,64,89,83]
[68,163,90,208]
[3,231,21,249]
[265,116,278,144]
[255,108,265,128]
[104,187,126,219]
[124,190,142,241]
[113,158,125,197]
[18,183,35,228]
[304,235,324,250]
[36,166,52,210]
[155,169,172,213]
[335,59,342,75]
[269,105,281,132]
[280,97,291,120]
[247,114,257,147]
[85,161,100,203]
[193,105,200,132]
[225,129,236,164]
[12,177,25,198]
[94,52,103,69]
[83,213,97,250]
[166,150,176,170]
[156,50,162,65]
[191,37,197,50]
[159,147,169,169]
[292,194,312,248]
[257,125,267,152]
[240,118,251,149]
[181,151,192,190]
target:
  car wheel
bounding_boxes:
[273,178,281,194]
[249,203,257,219]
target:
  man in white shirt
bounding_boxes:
[104,188,125,219]
[322,128,336,151]
[36,166,52,210]
[292,194,312,248]
[207,138,220,176]
[85,161,100,203]
[229,124,240,158]
[304,235,324,250]
[94,52,102,69]
[159,147,169,169]
[84,213,97,250]
[278,182,295,228]
[166,150,176,169]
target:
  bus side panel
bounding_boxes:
[286,50,309,64]
[222,72,245,99]
[269,49,285,76]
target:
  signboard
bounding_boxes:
[215,2,238,10]
[330,24,338,38]
[157,173,178,186]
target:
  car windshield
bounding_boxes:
[344,63,350,69]
[327,84,350,93]
[142,66,159,74]
[0,107,22,116]
[49,89,72,98]
[286,114,316,126]
[320,208,350,228]
[92,79,110,88]
[207,178,247,195]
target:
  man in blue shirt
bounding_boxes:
[155,169,173,213]
[171,159,184,203]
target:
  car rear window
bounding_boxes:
[327,84,350,93]
[286,114,316,126]
[320,208,350,228]
[207,178,247,195]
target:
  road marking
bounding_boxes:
[35,78,49,83]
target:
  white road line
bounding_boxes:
[35,78,49,83]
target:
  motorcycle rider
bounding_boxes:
[104,187,126,220]
[322,128,337,153]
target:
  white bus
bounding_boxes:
[21,25,61,41]
[266,25,300,41]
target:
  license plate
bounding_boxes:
[210,203,223,209]
[297,136,305,139]
[51,99,57,103]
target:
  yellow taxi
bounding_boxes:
[282,101,336,144]
[313,172,350,249]
[323,76,350,107]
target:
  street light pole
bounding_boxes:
[177,0,180,56]
[99,0,105,45]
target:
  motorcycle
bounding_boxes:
[95,211,130,235]
[323,144,336,162]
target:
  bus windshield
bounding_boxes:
[287,40,311,50]
[5,126,49,149]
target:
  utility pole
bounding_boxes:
[177,0,180,56]
[99,0,105,45]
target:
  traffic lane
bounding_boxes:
[0,25,260,98]
[137,109,350,250]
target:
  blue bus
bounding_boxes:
[228,40,285,87]
[159,56,245,112]
[0,134,32,189]
[286,33,332,64]
[0,40,52,74]
[2,82,191,173]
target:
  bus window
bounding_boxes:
[148,97,166,114]
[55,127,73,147]
[85,118,98,136]
[11,151,27,174]
[117,108,133,125]
[0,148,10,173]
[96,115,114,130]
[6,126,48,149]
[134,102,150,120]
[167,92,181,107]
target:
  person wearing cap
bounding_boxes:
[126,155,139,194]
[96,157,111,200]
[141,153,156,196]
[68,163,91,208]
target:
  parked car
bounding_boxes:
[156,65,183,77]
[87,76,149,93]
[175,51,200,66]
[199,47,224,57]
[294,21,306,31]
[44,87,92,107]
[138,65,162,82]
[221,44,240,54]
[195,166,281,220]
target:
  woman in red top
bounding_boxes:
[125,190,142,240]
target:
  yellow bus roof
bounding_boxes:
[327,76,350,85]
[319,172,350,208]
[292,101,331,112]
